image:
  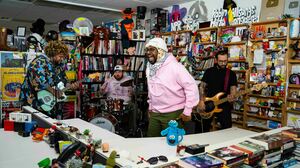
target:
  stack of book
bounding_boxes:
[282,128,300,162]
[249,133,284,167]
[208,146,247,167]
[229,140,265,166]
[178,153,224,168]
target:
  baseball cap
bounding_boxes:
[114,65,123,71]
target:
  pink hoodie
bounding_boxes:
[147,54,199,116]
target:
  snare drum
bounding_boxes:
[89,113,118,133]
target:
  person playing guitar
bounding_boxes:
[197,48,237,133]
[20,41,79,118]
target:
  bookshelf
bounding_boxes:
[286,18,300,128]
[78,35,147,121]
[245,19,289,131]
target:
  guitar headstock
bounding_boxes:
[88,72,101,79]
[251,82,268,91]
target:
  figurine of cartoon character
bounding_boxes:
[161,120,185,146]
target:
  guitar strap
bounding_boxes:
[223,68,230,93]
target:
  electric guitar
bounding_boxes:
[195,82,268,119]
[37,73,100,112]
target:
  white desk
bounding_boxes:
[22,106,259,167]
[21,106,293,167]
[0,129,58,168]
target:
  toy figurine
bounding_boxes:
[161,120,185,146]
[105,150,117,168]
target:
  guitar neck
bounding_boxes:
[61,78,85,92]
[214,89,251,106]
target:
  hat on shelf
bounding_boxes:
[145,37,168,52]
[30,18,45,35]
[114,65,123,71]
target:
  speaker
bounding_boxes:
[137,6,147,19]
[150,8,168,31]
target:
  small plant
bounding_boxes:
[83,129,90,136]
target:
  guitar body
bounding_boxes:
[37,90,67,112]
[196,82,268,119]
[36,73,100,112]
[201,92,225,119]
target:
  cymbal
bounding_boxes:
[120,79,134,87]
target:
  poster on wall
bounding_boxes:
[284,0,300,18]
[165,0,261,31]
[260,0,285,21]
[287,112,300,128]
[0,51,25,68]
[1,68,24,101]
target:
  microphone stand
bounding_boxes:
[131,61,143,137]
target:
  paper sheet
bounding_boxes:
[253,49,264,64]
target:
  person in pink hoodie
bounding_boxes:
[145,38,199,137]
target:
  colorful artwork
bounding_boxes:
[1,68,25,101]
[0,51,25,68]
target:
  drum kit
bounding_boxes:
[88,79,134,136]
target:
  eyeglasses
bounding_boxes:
[218,60,227,65]
[145,47,157,53]
[147,155,168,165]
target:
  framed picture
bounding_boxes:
[132,30,139,41]
[139,30,146,41]
[17,26,26,37]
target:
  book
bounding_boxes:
[179,153,223,168]
[160,162,183,168]
[249,133,283,150]
[282,128,300,138]
[208,147,246,166]
[230,140,265,158]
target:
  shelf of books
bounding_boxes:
[78,33,147,120]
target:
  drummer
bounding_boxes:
[100,65,133,104]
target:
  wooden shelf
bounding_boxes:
[228,59,246,63]
[197,27,218,32]
[199,41,217,45]
[232,70,246,73]
[177,53,187,56]
[237,81,246,84]
[251,19,287,25]
[288,84,300,89]
[232,110,243,115]
[220,23,248,29]
[223,41,247,46]
[287,98,300,103]
[246,113,281,122]
[232,120,243,125]
[248,94,284,100]
[247,125,271,131]
[248,82,282,86]
[250,37,287,42]
[246,104,282,111]
[286,110,300,114]
[290,37,300,40]
[288,59,300,64]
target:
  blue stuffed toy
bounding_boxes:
[161,120,185,146]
